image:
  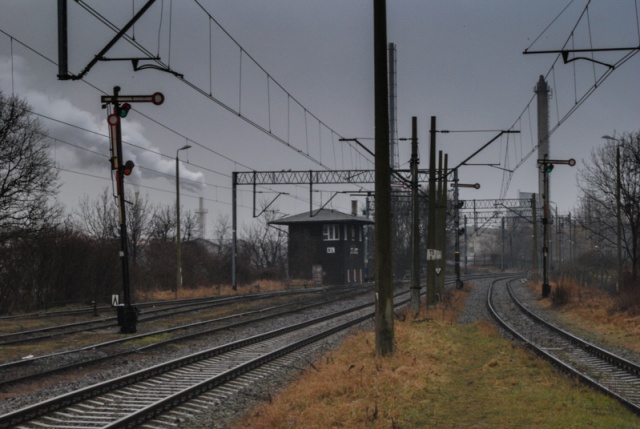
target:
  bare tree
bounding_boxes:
[149,204,176,242]
[578,131,640,281]
[0,91,60,243]
[181,209,200,242]
[75,188,118,241]
[242,208,287,277]
[127,191,152,265]
[212,214,231,257]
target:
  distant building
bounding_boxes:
[269,209,373,286]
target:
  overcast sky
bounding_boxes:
[0,1,638,235]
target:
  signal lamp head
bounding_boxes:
[544,163,554,173]
[118,103,132,118]
[122,160,135,176]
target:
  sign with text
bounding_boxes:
[427,249,442,260]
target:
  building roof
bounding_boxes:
[268,209,373,226]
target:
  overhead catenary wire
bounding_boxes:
[499,0,640,199]
[73,0,372,170]
[4,2,639,213]
[0,31,323,211]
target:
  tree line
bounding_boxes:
[0,91,286,314]
[576,131,640,288]
[3,89,640,313]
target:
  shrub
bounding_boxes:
[551,277,579,306]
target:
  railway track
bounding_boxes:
[488,277,640,415]
[0,286,371,390]
[0,274,502,427]
[0,286,394,428]
[0,287,350,346]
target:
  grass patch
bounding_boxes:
[529,278,640,355]
[137,279,305,302]
[234,289,638,428]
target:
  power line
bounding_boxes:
[73,0,373,170]
[0,25,347,211]
[55,166,255,210]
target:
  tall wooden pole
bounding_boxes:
[410,117,421,313]
[426,116,437,306]
[373,0,393,356]
[532,193,538,281]
[453,168,463,289]
[176,153,181,299]
[616,145,622,291]
[436,152,447,296]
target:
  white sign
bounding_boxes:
[350,247,359,255]
[112,294,119,307]
[327,247,335,254]
[435,268,442,276]
[427,249,442,260]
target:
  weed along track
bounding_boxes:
[488,278,640,414]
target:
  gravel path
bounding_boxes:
[458,276,495,324]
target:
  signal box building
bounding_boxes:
[269,209,373,286]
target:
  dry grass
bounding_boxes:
[136,279,302,302]
[528,278,640,354]
[233,286,638,428]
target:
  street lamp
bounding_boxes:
[603,135,622,291]
[176,144,191,299]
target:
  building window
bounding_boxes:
[323,224,340,241]
[351,225,356,241]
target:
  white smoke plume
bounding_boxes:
[0,55,205,193]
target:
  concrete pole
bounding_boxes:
[232,172,238,290]
[501,217,505,271]
[176,145,191,299]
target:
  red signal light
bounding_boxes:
[123,160,135,176]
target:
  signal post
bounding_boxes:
[102,86,164,333]
[537,156,575,297]
[452,176,480,289]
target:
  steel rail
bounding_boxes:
[0,287,368,388]
[0,288,389,428]
[0,287,340,346]
[2,274,498,428]
[488,278,640,415]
